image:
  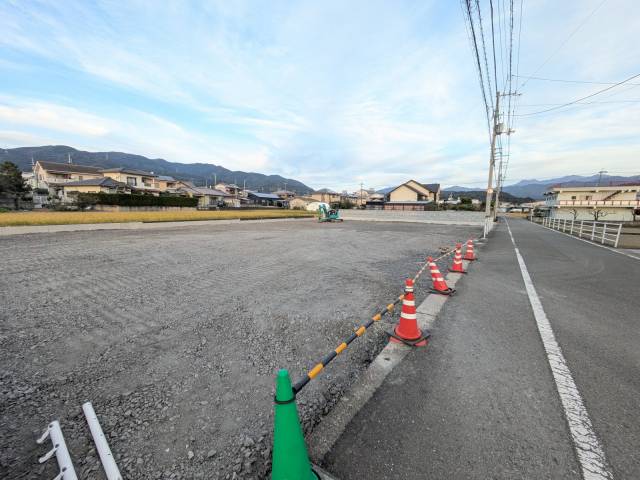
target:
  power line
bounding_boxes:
[519,0,608,88]
[515,71,640,116]
[475,0,495,100]
[513,74,640,86]
[461,0,493,137]
[519,99,640,106]
[489,0,499,96]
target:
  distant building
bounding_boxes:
[215,182,242,196]
[384,180,441,210]
[310,190,342,205]
[246,191,288,207]
[60,178,131,202]
[33,161,103,191]
[155,175,180,191]
[188,187,232,209]
[272,190,296,200]
[289,196,316,209]
[544,184,640,221]
[100,167,160,194]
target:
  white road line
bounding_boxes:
[533,221,640,260]
[505,220,614,480]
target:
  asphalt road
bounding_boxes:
[324,218,639,479]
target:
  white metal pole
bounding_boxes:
[82,402,122,480]
[601,224,606,244]
[579,221,583,238]
[591,222,596,240]
[615,223,622,248]
[570,220,574,235]
[37,421,78,480]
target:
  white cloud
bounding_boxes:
[0,0,638,190]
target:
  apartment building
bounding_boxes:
[544,184,640,221]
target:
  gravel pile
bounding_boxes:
[0,219,479,479]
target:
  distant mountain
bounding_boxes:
[503,174,640,200]
[445,190,534,203]
[443,185,477,192]
[376,186,395,194]
[2,145,314,194]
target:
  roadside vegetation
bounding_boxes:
[0,209,314,227]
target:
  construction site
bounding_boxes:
[0,218,482,479]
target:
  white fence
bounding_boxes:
[542,217,622,247]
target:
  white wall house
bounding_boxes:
[544,185,640,221]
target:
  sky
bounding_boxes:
[0,0,638,191]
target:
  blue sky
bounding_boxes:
[0,0,638,190]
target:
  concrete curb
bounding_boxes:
[0,216,313,236]
[340,217,484,226]
[307,259,470,464]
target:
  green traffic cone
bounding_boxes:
[271,369,318,480]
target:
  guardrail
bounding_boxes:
[542,217,622,247]
[549,200,640,207]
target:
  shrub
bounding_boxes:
[76,193,198,208]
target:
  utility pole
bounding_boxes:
[484,91,500,220]
[490,91,518,221]
[597,170,607,186]
[360,181,364,207]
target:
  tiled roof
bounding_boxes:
[192,187,231,197]
[36,161,103,174]
[249,192,281,200]
[100,167,157,176]
[59,177,127,188]
[422,183,441,193]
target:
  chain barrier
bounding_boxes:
[291,245,459,395]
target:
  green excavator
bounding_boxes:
[317,203,343,222]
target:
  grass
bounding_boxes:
[0,209,314,227]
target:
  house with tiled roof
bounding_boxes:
[33,161,103,190]
[384,180,441,210]
[59,177,131,201]
[100,167,160,194]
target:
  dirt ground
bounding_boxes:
[0,219,480,479]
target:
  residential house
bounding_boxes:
[189,187,232,209]
[155,175,180,192]
[33,161,103,191]
[543,184,640,221]
[247,191,287,207]
[310,190,342,205]
[100,167,160,195]
[273,190,296,200]
[60,178,131,202]
[385,180,441,210]
[289,196,317,209]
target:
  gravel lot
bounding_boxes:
[0,218,480,479]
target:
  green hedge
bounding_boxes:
[77,193,197,207]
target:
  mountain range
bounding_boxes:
[3,145,314,194]
[444,174,640,200]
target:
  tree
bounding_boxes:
[590,209,608,221]
[0,161,30,209]
[569,208,579,221]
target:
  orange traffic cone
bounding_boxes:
[449,243,467,274]
[389,279,429,346]
[463,239,477,261]
[428,257,455,296]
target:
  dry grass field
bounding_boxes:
[0,209,314,226]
